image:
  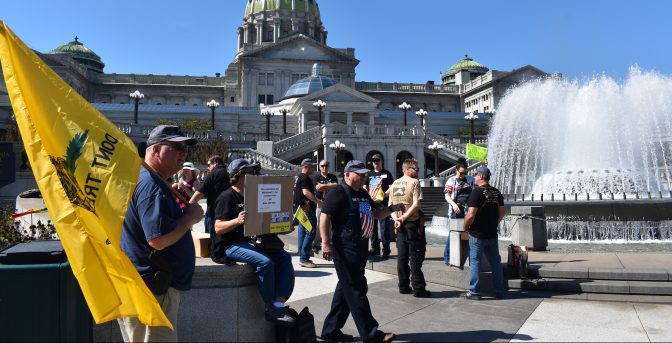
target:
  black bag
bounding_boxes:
[507,244,529,279]
[141,250,173,295]
[276,307,316,343]
[253,234,285,254]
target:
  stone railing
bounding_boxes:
[503,191,672,202]
[355,81,459,94]
[229,148,300,172]
[116,124,284,144]
[461,73,493,93]
[272,126,322,156]
[98,74,227,86]
[328,124,421,137]
[424,130,467,156]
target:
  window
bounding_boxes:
[258,73,274,86]
[258,94,274,105]
[264,30,273,42]
[291,73,308,84]
[230,97,235,102]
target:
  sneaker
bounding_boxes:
[368,248,380,256]
[399,287,412,294]
[382,332,396,343]
[461,291,481,300]
[380,254,390,261]
[264,307,295,327]
[413,289,432,298]
[319,331,355,343]
[300,260,317,268]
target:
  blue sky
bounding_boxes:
[2,0,670,83]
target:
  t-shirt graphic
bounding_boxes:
[359,199,374,238]
[368,177,385,201]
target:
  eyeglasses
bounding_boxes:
[409,167,420,172]
[320,164,329,167]
[158,141,188,152]
[371,159,381,163]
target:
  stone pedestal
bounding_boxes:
[256,141,273,157]
[448,218,490,271]
[510,206,547,251]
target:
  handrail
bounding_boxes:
[273,126,323,156]
[228,148,300,172]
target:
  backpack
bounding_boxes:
[276,306,316,343]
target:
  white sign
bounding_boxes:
[258,184,281,212]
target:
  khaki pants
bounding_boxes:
[117,287,181,342]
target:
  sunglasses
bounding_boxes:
[320,164,329,167]
[158,141,188,152]
[371,159,381,162]
[409,166,420,172]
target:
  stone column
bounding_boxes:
[324,110,331,125]
[237,27,243,50]
[256,22,263,44]
[346,111,352,126]
[243,24,250,44]
[368,112,375,125]
[240,68,247,107]
[273,19,280,42]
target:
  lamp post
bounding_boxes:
[329,140,346,172]
[207,99,220,130]
[129,90,144,124]
[261,108,274,141]
[464,111,479,144]
[428,140,445,177]
[313,99,326,127]
[278,107,289,134]
[398,102,411,127]
[416,108,427,128]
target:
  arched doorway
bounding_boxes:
[395,151,414,178]
[335,150,354,174]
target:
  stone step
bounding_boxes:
[527,265,671,281]
[508,277,672,295]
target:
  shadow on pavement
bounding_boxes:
[396,330,534,342]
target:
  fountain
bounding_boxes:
[485,67,672,241]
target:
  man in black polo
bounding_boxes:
[189,155,230,234]
[312,159,338,254]
[320,160,401,343]
[294,158,320,268]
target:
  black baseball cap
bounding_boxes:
[344,160,370,174]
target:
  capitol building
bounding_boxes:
[0,0,549,199]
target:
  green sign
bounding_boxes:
[466,143,488,162]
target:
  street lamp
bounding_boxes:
[464,111,479,144]
[313,99,326,127]
[278,107,289,134]
[261,108,274,141]
[428,140,445,177]
[207,99,220,130]
[398,102,411,127]
[416,108,428,128]
[329,140,346,172]
[129,90,144,124]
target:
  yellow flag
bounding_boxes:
[0,22,171,328]
[466,143,488,162]
[293,206,313,232]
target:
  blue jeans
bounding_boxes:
[204,213,213,234]
[225,241,294,304]
[297,210,317,262]
[468,235,504,295]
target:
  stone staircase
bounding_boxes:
[509,266,672,297]
[228,148,300,172]
[272,126,323,161]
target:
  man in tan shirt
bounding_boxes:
[388,158,431,298]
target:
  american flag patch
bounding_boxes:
[359,199,374,238]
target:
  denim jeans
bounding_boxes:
[225,241,294,304]
[204,213,213,234]
[468,234,504,295]
[297,210,317,262]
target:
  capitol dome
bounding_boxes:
[49,36,105,73]
[245,0,321,20]
[282,63,336,99]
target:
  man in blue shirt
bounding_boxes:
[118,125,204,342]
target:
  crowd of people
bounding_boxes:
[118,124,506,343]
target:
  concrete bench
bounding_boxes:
[94,259,274,342]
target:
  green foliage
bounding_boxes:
[0,203,58,251]
[157,119,211,130]
[188,139,230,165]
[455,126,489,136]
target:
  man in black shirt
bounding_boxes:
[365,154,395,259]
[211,159,295,326]
[312,159,338,254]
[189,155,230,234]
[294,158,321,268]
[462,165,505,300]
[320,160,402,343]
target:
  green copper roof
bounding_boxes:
[245,0,320,19]
[50,36,105,73]
[445,54,489,75]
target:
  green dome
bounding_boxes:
[50,36,105,73]
[445,54,488,75]
[245,0,320,19]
